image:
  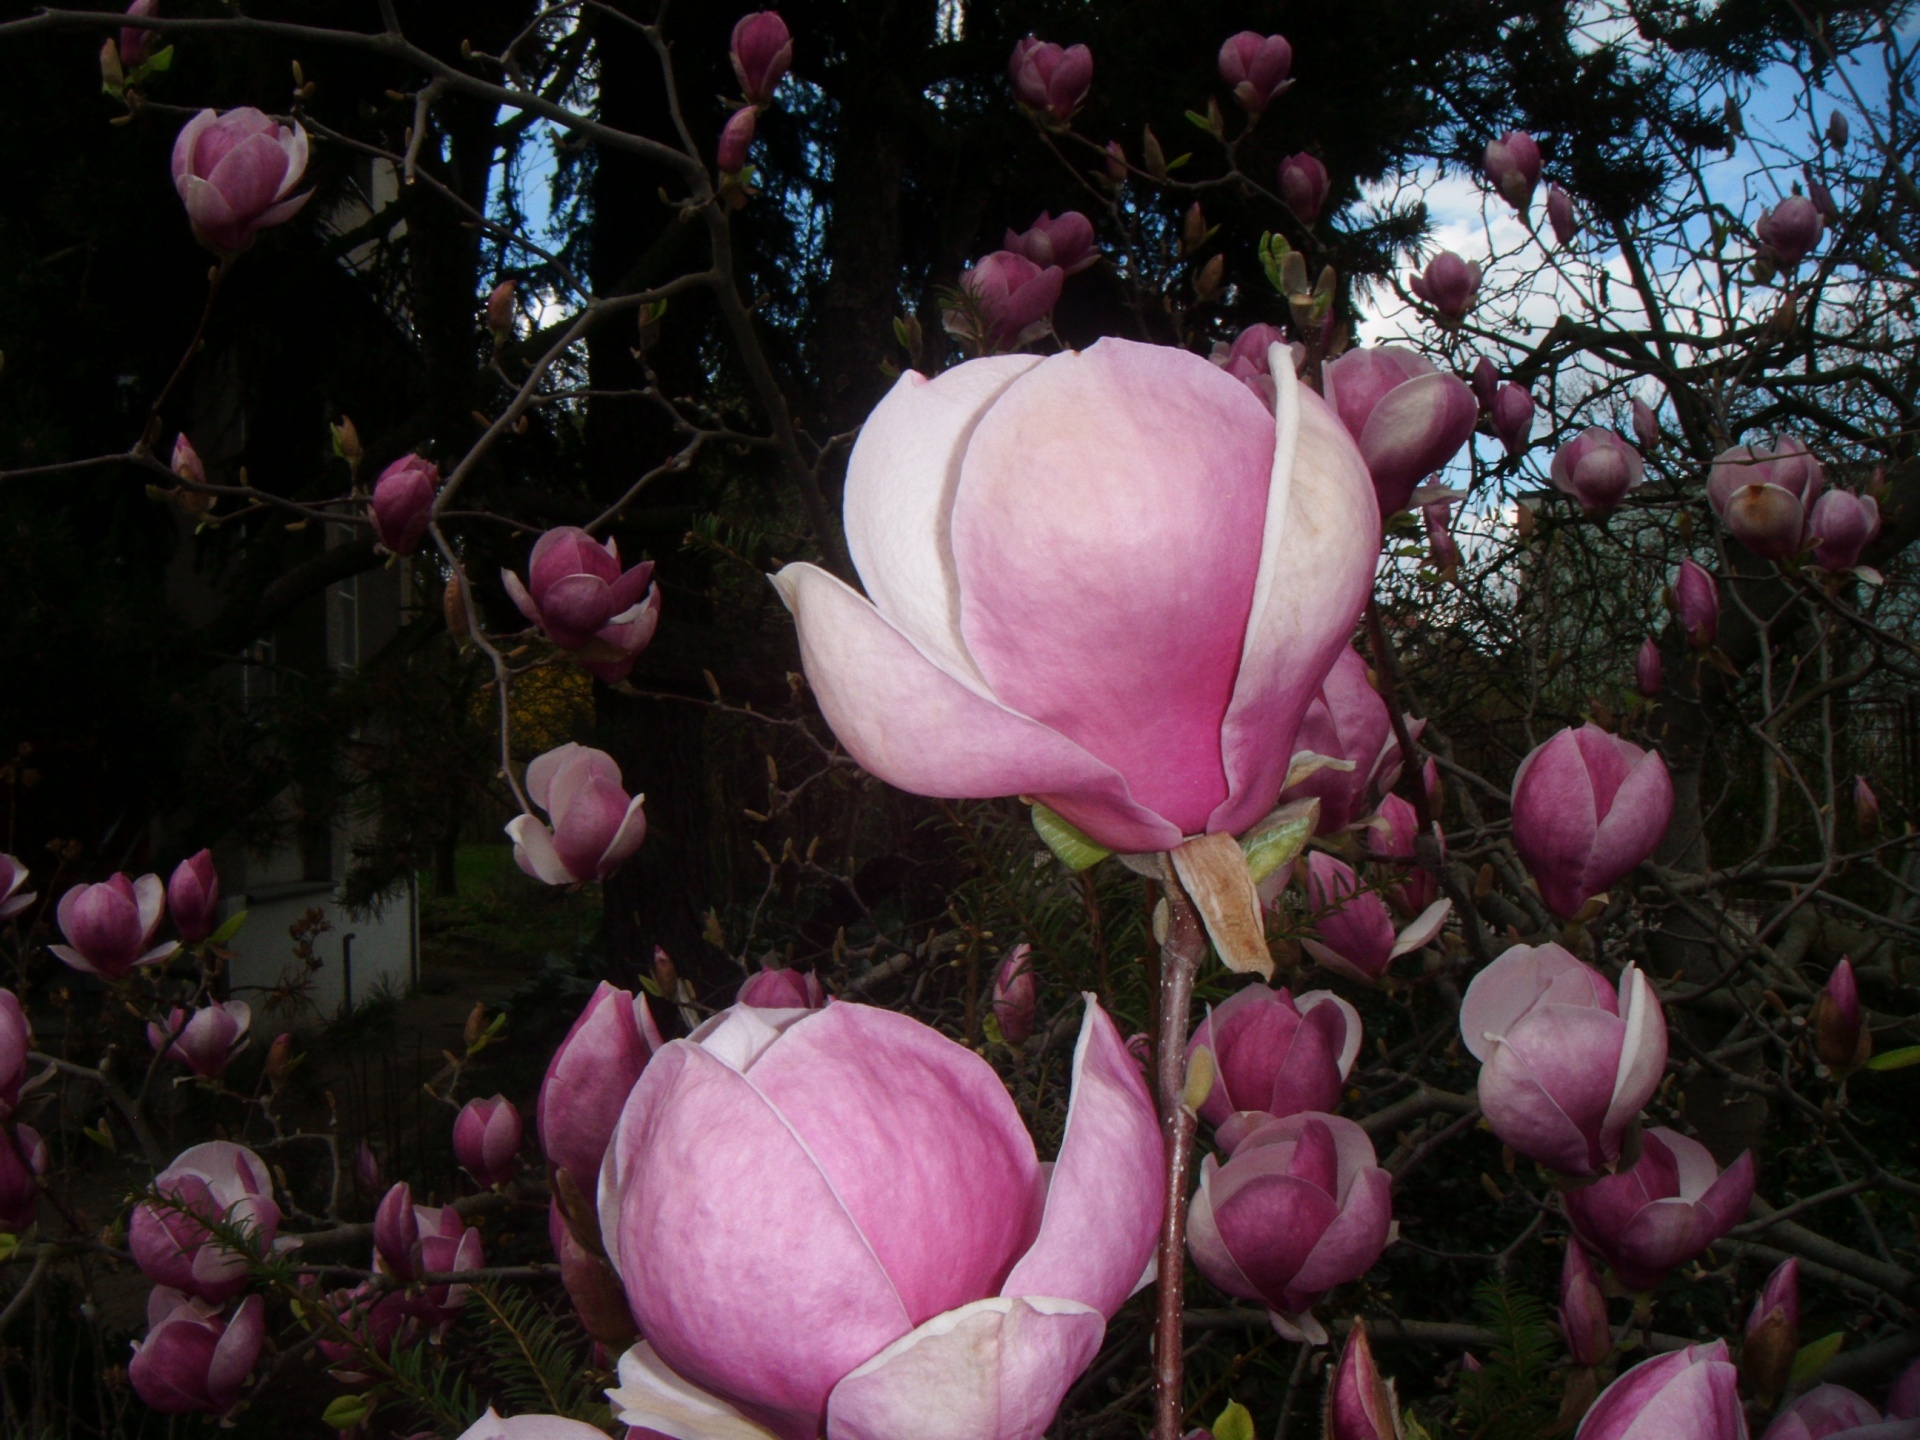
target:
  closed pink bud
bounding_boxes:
[737,967,826,1009]
[538,982,663,1187]
[1471,356,1499,412]
[1278,648,1398,833]
[354,1139,381,1194]
[1366,792,1443,916]
[170,433,205,487]
[1461,945,1667,1175]
[1635,638,1662,699]
[1322,346,1479,515]
[1003,210,1099,275]
[1563,1130,1754,1290]
[52,873,178,979]
[170,108,310,255]
[129,1142,281,1301]
[0,855,33,925]
[601,999,1159,1438]
[992,943,1038,1044]
[1328,1320,1400,1440]
[1559,1242,1611,1366]
[119,0,159,68]
[548,1202,637,1349]
[1491,383,1535,457]
[373,1180,421,1280]
[1574,1342,1743,1440]
[454,1095,523,1188]
[1889,1358,1920,1419]
[1808,488,1880,571]
[506,743,647,886]
[1708,436,1822,561]
[1511,724,1672,918]
[147,1001,250,1078]
[1757,194,1824,267]
[0,1123,45,1231]
[1550,428,1644,517]
[1303,850,1449,986]
[0,989,30,1118]
[1548,184,1578,245]
[729,10,792,107]
[369,454,440,557]
[1213,323,1295,404]
[1812,956,1869,1076]
[1809,180,1839,224]
[1483,130,1542,212]
[1218,31,1293,114]
[485,278,517,334]
[1424,501,1462,579]
[503,526,661,681]
[129,1292,265,1416]
[1278,151,1330,223]
[1187,983,1360,1135]
[1762,1385,1892,1440]
[1855,776,1880,837]
[717,104,756,174]
[954,250,1064,349]
[1009,37,1093,123]
[1741,1257,1798,1402]
[1408,251,1481,322]
[166,849,220,943]
[1631,397,1660,451]
[1187,1112,1393,1343]
[1675,559,1719,647]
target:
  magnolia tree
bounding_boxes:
[0,2,1918,1439]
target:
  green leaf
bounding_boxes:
[981,1012,1006,1047]
[1184,109,1219,136]
[1866,1045,1920,1071]
[1258,232,1292,293]
[0,1233,18,1263]
[1241,799,1318,885]
[83,1123,114,1152]
[207,909,248,945]
[1031,803,1111,872]
[1211,1400,1254,1440]
[322,1396,372,1431]
[1791,1331,1845,1384]
[1164,153,1191,173]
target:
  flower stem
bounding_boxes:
[1152,877,1205,1440]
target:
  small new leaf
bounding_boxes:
[1031,803,1111,872]
[1866,1045,1920,1071]
[207,909,249,946]
[1211,1400,1255,1440]
[1791,1331,1845,1385]
[322,1396,372,1431]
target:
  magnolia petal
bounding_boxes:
[506,816,577,885]
[1388,898,1451,958]
[607,1342,790,1440]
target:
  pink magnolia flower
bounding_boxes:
[1278,152,1331,224]
[1471,356,1500,412]
[1548,184,1578,245]
[1218,32,1292,114]
[1574,1342,1745,1440]
[373,1182,484,1325]
[1424,501,1462,579]
[1458,944,1667,1176]
[738,967,827,1010]
[1563,1129,1755,1291]
[128,1291,264,1416]
[991,943,1037,1045]
[1741,1258,1798,1402]
[953,251,1064,350]
[1009,37,1092,123]
[1483,130,1542,212]
[1365,790,1443,916]
[771,339,1379,856]
[505,743,648,886]
[0,1123,45,1231]
[1327,1321,1400,1440]
[538,981,663,1187]
[1708,436,1823,561]
[0,990,30,1118]
[1631,397,1659,451]
[1321,346,1478,516]
[170,108,310,254]
[1003,211,1099,275]
[313,1280,415,1383]
[1559,1241,1611,1366]
[730,10,793,107]
[52,873,178,979]
[147,1001,251,1078]
[1186,983,1361,1136]
[1303,851,1450,985]
[503,526,661,682]
[718,105,757,173]
[0,853,33,921]
[1808,488,1881,571]
[166,849,220,944]
[454,1095,524,1188]
[1491,383,1535,457]
[1761,1385,1901,1440]
[1408,252,1481,322]
[171,432,205,486]
[601,999,1161,1440]
[129,1141,281,1301]
[1510,724,1673,919]
[1212,323,1299,405]
[1186,1111,1393,1343]
[119,0,159,69]
[1756,195,1824,267]
[1634,637,1662,698]
[1551,428,1644,516]
[368,454,439,557]
[1675,559,1719,647]
[1278,647,1404,836]
[457,1408,621,1440]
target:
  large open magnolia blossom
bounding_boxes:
[772,338,1380,857]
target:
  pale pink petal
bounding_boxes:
[506,816,578,884]
[1389,898,1451,957]
[1601,967,1668,1141]
[607,1343,791,1440]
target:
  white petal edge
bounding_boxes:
[607,1341,785,1440]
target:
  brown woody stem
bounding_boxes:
[1152,877,1206,1440]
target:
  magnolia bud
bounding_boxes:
[1631,398,1659,452]
[264,1032,293,1087]
[1740,1258,1798,1404]
[485,279,516,336]
[1182,202,1207,255]
[1827,110,1849,150]
[1812,957,1869,1076]
[464,1002,489,1050]
[1635,638,1662,699]
[1194,253,1226,303]
[1471,356,1499,413]
[1547,184,1577,246]
[1559,1243,1611,1367]
[443,575,469,639]
[1855,775,1880,836]
[717,105,756,175]
[331,415,363,467]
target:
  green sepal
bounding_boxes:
[1031,803,1110,872]
[321,1395,372,1431]
[1240,799,1318,886]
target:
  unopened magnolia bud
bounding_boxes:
[1827,110,1849,150]
[1812,957,1869,1076]
[652,945,679,997]
[1194,253,1225,303]
[1855,775,1880,836]
[1740,1258,1798,1404]
[485,279,516,335]
[464,1002,489,1049]
[1182,202,1207,255]
[1635,638,1662,699]
[717,105,756,175]
[1631,397,1659,452]
[265,1032,293,1086]
[331,415,363,466]
[1103,141,1127,183]
[1547,184,1577,246]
